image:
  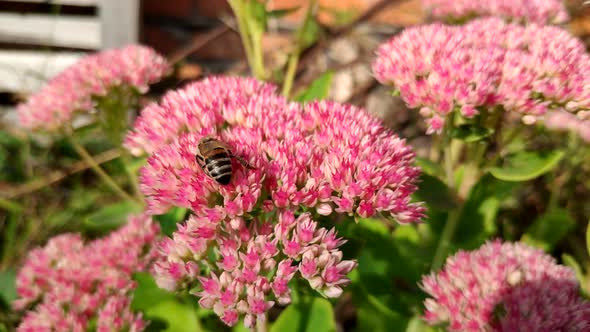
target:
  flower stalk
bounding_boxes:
[228,0,267,80]
[282,0,318,98]
[0,197,23,213]
[69,136,138,203]
[431,116,461,270]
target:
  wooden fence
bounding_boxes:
[0,0,138,93]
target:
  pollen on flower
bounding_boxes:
[17,45,169,131]
[420,240,590,331]
[14,215,159,332]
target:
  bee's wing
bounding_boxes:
[195,153,207,170]
[217,140,232,151]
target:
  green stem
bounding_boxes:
[0,198,23,213]
[120,149,143,202]
[549,132,581,209]
[432,208,461,270]
[432,142,461,270]
[251,33,266,80]
[442,119,455,187]
[444,140,454,188]
[547,168,561,209]
[0,212,20,268]
[281,0,316,97]
[429,133,442,162]
[228,0,260,79]
[486,126,522,169]
[500,127,521,152]
[432,118,461,270]
[282,52,300,97]
[69,137,138,203]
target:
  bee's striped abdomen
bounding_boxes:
[197,136,253,186]
[205,148,232,185]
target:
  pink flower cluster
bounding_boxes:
[14,215,160,332]
[373,18,590,141]
[155,212,355,327]
[128,76,423,222]
[125,76,276,156]
[421,0,569,24]
[127,76,423,327]
[421,240,590,331]
[18,45,169,131]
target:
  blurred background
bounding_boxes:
[1,1,590,331]
[1,0,590,269]
[1,0,589,127]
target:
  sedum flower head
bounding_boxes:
[18,45,169,131]
[130,76,423,222]
[14,215,160,332]
[421,0,569,25]
[420,240,590,331]
[155,212,355,328]
[373,18,590,142]
[128,76,423,327]
[124,76,276,156]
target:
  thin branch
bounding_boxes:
[69,138,138,203]
[2,149,121,199]
[168,25,230,64]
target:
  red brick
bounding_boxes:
[143,0,195,17]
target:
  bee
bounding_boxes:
[195,136,254,185]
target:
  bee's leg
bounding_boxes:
[231,154,256,169]
[196,154,206,170]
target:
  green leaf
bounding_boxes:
[406,316,436,332]
[586,221,590,257]
[562,254,585,287]
[0,269,17,308]
[245,0,268,38]
[296,13,321,50]
[319,7,356,27]
[338,218,428,317]
[521,208,576,252]
[350,271,410,332]
[155,207,188,237]
[144,300,202,332]
[345,219,422,283]
[95,87,136,146]
[270,296,336,332]
[1,214,19,267]
[268,6,300,18]
[490,150,565,182]
[0,130,21,147]
[294,71,333,102]
[453,174,518,249]
[415,157,444,177]
[232,323,251,332]
[414,173,458,211]
[451,124,493,143]
[131,274,204,330]
[125,155,148,174]
[131,272,177,311]
[83,201,142,234]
